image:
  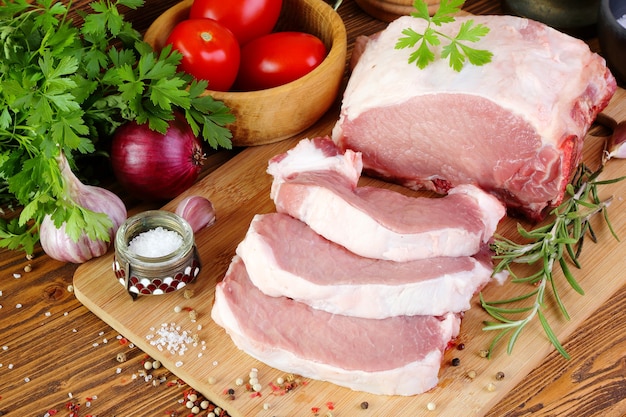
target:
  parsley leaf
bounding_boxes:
[395,0,493,71]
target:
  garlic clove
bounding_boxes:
[606,121,626,161]
[175,196,216,233]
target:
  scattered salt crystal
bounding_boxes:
[175,361,183,367]
[15,303,22,308]
[116,368,122,374]
[8,364,13,369]
[2,345,8,351]
[44,311,51,317]
[13,273,21,279]
[24,377,30,383]
[619,14,626,29]
[128,227,183,257]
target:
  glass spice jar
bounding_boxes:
[113,210,201,300]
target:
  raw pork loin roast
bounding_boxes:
[332,15,617,220]
[212,138,507,396]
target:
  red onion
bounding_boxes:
[111,112,205,201]
[40,153,127,263]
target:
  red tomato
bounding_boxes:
[234,32,327,91]
[189,0,283,46]
[165,19,240,91]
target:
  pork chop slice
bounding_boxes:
[211,256,461,396]
[268,137,505,261]
[332,15,616,220]
[237,212,501,318]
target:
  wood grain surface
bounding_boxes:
[0,0,625,416]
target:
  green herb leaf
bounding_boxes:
[395,0,493,71]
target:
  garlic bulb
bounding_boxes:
[39,154,127,263]
[175,195,216,233]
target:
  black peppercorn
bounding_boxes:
[451,357,461,366]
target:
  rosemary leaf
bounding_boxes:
[538,310,570,359]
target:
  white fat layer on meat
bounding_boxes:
[335,15,608,147]
[211,278,461,396]
[268,137,362,193]
[236,214,495,318]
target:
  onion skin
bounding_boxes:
[111,112,205,201]
[40,154,128,264]
[175,195,216,233]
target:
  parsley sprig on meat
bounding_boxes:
[0,0,234,254]
[395,0,493,71]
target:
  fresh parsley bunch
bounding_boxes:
[395,0,493,71]
[0,0,235,254]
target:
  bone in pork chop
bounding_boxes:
[268,137,506,261]
[332,15,616,221]
[237,212,502,318]
[211,256,461,396]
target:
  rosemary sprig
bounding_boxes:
[482,163,625,358]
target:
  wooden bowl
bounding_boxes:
[144,0,347,147]
[354,0,440,22]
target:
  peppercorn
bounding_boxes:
[451,357,461,366]
[495,371,505,380]
[457,343,465,350]
[360,401,369,409]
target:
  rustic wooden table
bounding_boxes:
[0,0,625,416]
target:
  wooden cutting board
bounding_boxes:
[74,87,626,417]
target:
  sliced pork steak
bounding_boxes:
[237,212,501,318]
[212,256,461,396]
[332,15,616,221]
[268,137,505,261]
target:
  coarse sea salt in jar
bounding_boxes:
[113,210,201,299]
